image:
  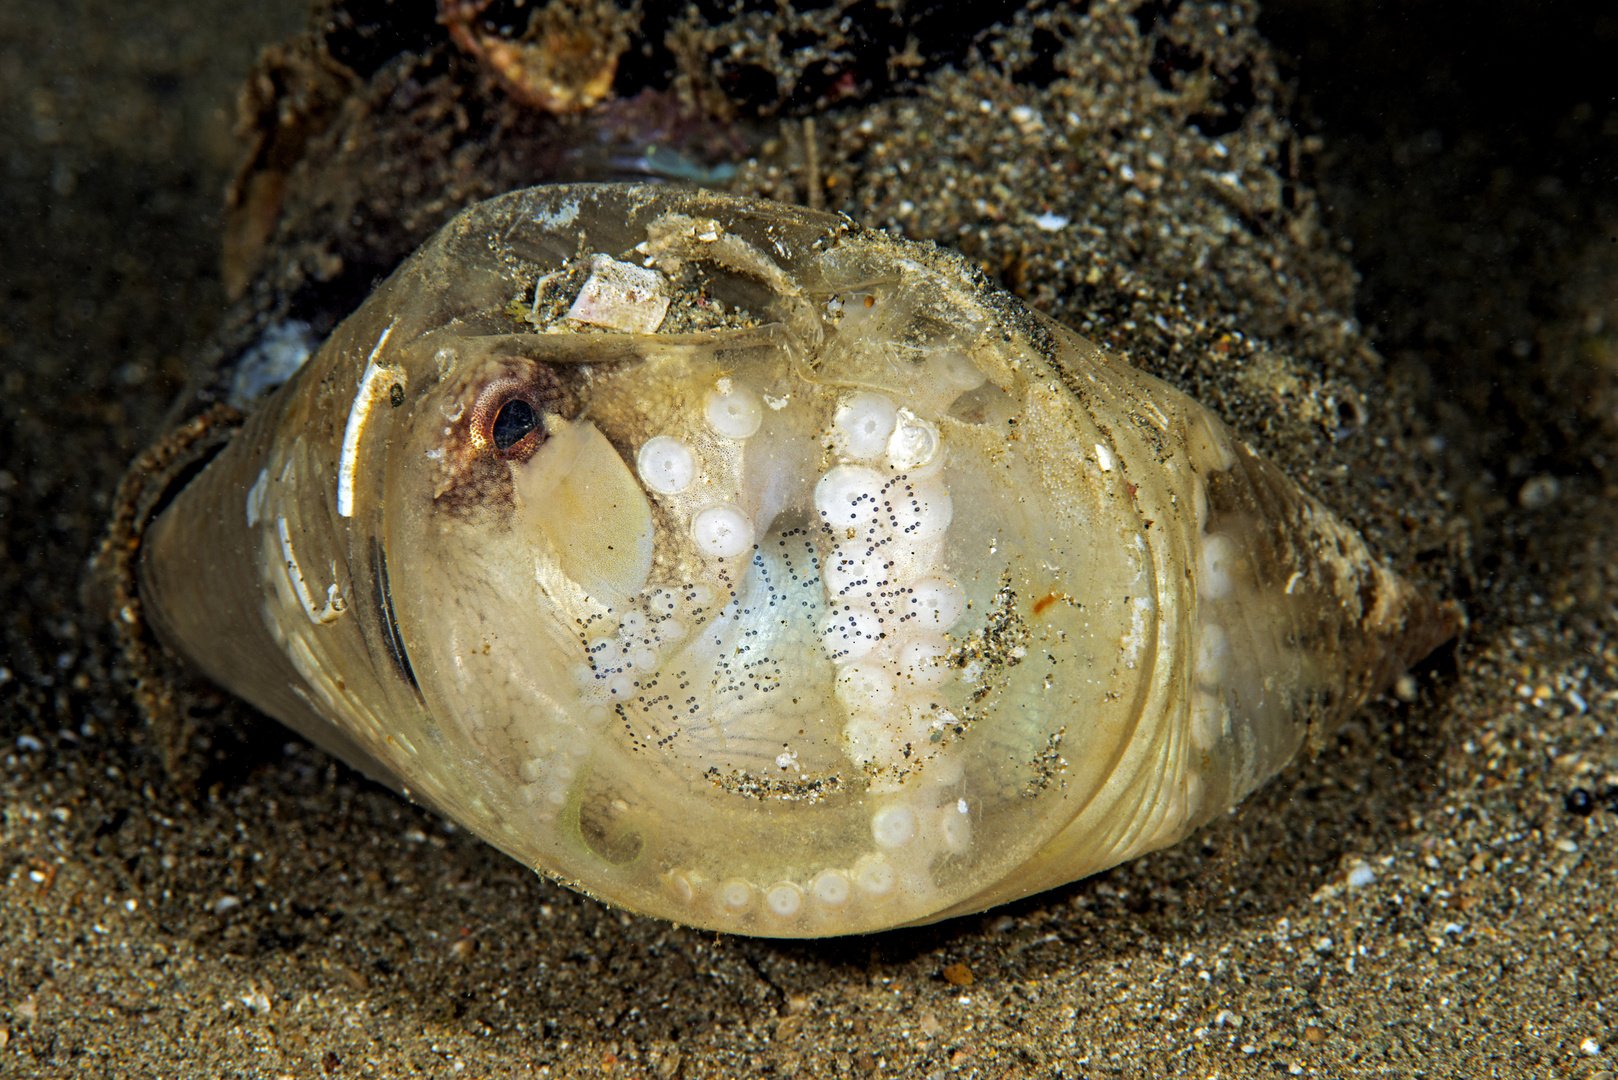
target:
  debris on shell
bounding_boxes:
[437,0,633,115]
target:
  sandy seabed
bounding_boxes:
[2,1,1617,1077]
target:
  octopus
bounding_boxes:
[105,184,1459,937]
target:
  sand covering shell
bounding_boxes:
[134,185,1457,936]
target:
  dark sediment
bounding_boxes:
[2,1,1616,1076]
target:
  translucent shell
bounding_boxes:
[138,185,1457,936]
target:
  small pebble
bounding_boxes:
[1517,474,1560,510]
[1566,787,1596,816]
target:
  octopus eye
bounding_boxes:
[470,373,552,458]
[491,398,538,450]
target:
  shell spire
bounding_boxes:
[130,185,1459,936]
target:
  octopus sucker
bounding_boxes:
[127,184,1458,937]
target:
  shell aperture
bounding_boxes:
[136,185,1457,936]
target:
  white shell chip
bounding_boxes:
[565,254,671,333]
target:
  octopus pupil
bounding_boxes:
[491,398,538,450]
